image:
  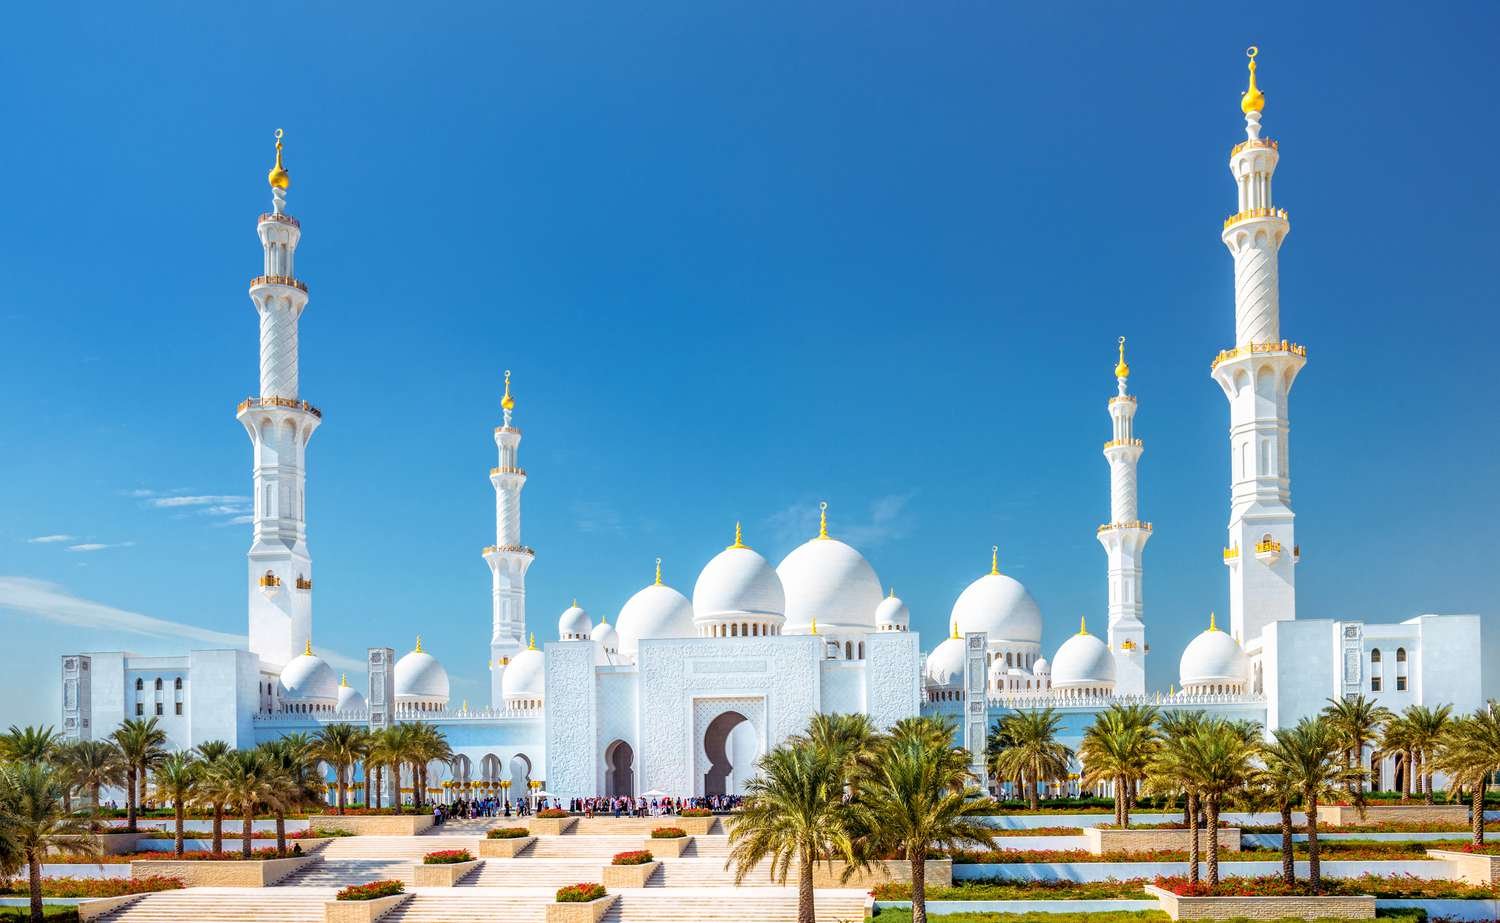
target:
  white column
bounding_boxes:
[1098,341,1149,696]
[486,372,534,707]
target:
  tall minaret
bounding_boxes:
[486,370,534,706]
[238,130,320,667]
[1212,48,1304,644]
[1098,337,1149,696]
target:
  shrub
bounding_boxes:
[990,826,1083,837]
[1153,873,1498,899]
[310,827,356,838]
[1461,842,1500,855]
[537,808,571,818]
[487,827,529,839]
[70,848,284,862]
[679,807,712,817]
[422,849,474,865]
[336,880,405,901]
[650,827,686,839]
[611,850,653,865]
[556,882,606,903]
[0,876,185,898]
[871,878,1149,901]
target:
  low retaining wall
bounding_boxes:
[1243,832,1470,847]
[529,816,578,836]
[412,858,482,886]
[953,859,1454,882]
[545,894,616,923]
[129,855,313,886]
[978,812,1292,830]
[324,893,412,923]
[1427,849,1500,885]
[1317,804,1469,827]
[809,859,951,889]
[1084,827,1240,855]
[1145,884,1374,920]
[874,897,1500,922]
[135,837,333,854]
[647,836,691,857]
[305,815,433,836]
[38,864,130,879]
[602,860,660,888]
[479,836,535,858]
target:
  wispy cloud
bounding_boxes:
[766,492,916,549]
[27,535,75,544]
[148,495,249,509]
[573,501,624,535]
[67,542,136,553]
[130,489,252,528]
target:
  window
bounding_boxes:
[1395,648,1406,663]
[155,702,163,716]
[135,703,143,716]
[154,677,163,691]
[174,677,183,690]
[174,702,183,716]
[1371,675,1382,692]
[1396,676,1407,691]
[1370,648,1382,664]
[135,678,144,691]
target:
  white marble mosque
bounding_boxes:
[58,53,1485,801]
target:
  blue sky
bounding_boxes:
[2,2,1497,727]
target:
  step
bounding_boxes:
[521,835,652,858]
[384,894,555,923]
[462,858,604,887]
[97,891,331,923]
[648,858,777,887]
[320,835,482,859]
[276,858,416,886]
[604,892,866,923]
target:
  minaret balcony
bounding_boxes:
[257,212,301,229]
[490,466,527,477]
[249,274,308,293]
[1254,539,1283,563]
[1210,340,1307,371]
[1230,138,1278,157]
[295,577,313,590]
[236,396,323,418]
[1223,545,1240,564]
[1223,207,1288,231]
[1102,438,1143,450]
[1108,394,1137,406]
[1097,520,1152,534]
[483,544,535,558]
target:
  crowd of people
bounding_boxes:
[431,795,536,823]
[566,793,742,817]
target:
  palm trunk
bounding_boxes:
[241,806,254,859]
[1028,760,1039,811]
[211,803,224,854]
[391,763,402,813]
[337,766,347,814]
[1187,792,1200,885]
[1306,792,1321,893]
[124,766,138,832]
[374,765,384,810]
[1278,803,1295,885]
[1206,797,1221,887]
[174,799,185,857]
[275,810,287,857]
[910,849,927,923]
[27,851,43,923]
[1423,755,1435,805]
[139,769,148,809]
[1473,784,1484,847]
[91,783,101,813]
[797,844,815,923]
[1115,777,1124,826]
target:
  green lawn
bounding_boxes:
[0,908,81,922]
[870,910,1426,923]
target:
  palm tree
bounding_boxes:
[1147,711,1206,884]
[260,735,322,856]
[1377,712,1415,801]
[1257,729,1311,886]
[0,727,61,766]
[727,742,860,923]
[365,728,398,812]
[152,753,199,857]
[211,750,273,858]
[1176,719,1257,887]
[1405,704,1452,803]
[987,709,1073,811]
[0,761,100,923]
[192,741,233,853]
[1433,701,1500,847]
[65,740,125,813]
[798,713,881,794]
[1079,704,1159,826]
[407,724,452,811]
[857,717,997,923]
[1321,695,1388,797]
[314,724,366,814]
[1270,717,1361,891]
[110,718,168,832]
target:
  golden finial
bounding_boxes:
[729,521,746,549]
[304,638,313,656]
[268,129,290,190]
[654,557,663,586]
[572,598,578,608]
[1170,683,1176,696]
[951,621,960,640]
[415,635,423,653]
[810,616,818,635]
[1209,610,1219,632]
[817,501,829,539]
[462,699,468,713]
[599,610,608,624]
[1078,615,1088,636]
[1241,46,1265,115]
[340,673,347,687]
[528,633,536,650]
[888,587,895,599]
[501,370,515,413]
[1115,336,1130,379]
[990,545,1000,576]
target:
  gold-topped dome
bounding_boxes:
[501,369,515,412]
[1240,47,1265,115]
[268,129,291,190]
[1115,336,1130,379]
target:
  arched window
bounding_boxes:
[1370,648,1382,663]
[154,677,163,691]
[730,624,738,637]
[1006,652,1014,668]
[844,641,853,659]
[135,678,144,691]
[858,642,864,659]
[1395,648,1406,663]
[174,677,183,691]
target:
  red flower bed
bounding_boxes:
[336,880,405,901]
[48,848,283,863]
[991,826,1083,837]
[1461,843,1500,855]
[679,808,712,817]
[650,827,686,839]
[537,808,571,818]
[0,877,184,898]
[611,850,653,866]
[422,849,474,865]
[556,882,606,903]
[487,827,529,839]
[1153,874,1499,900]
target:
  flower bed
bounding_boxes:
[991,826,1083,837]
[871,878,1151,901]
[488,827,529,839]
[556,883,606,903]
[1094,822,1230,830]
[1152,873,1498,899]
[679,808,712,817]
[422,849,474,865]
[611,850,653,866]
[0,876,184,898]
[336,880,405,901]
[948,839,1467,864]
[538,808,571,818]
[650,827,686,839]
[53,848,283,862]
[1242,820,1499,834]
[1458,843,1500,855]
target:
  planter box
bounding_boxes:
[1317,804,1469,827]
[480,835,535,858]
[1144,884,1375,920]
[602,860,659,888]
[78,894,145,922]
[669,816,716,835]
[129,855,312,886]
[305,815,434,836]
[808,859,952,889]
[89,833,148,856]
[530,816,579,836]
[648,835,691,857]
[1084,827,1241,856]
[324,893,412,923]
[412,858,482,886]
[1427,849,1500,885]
[546,894,616,923]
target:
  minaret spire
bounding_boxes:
[1213,46,1303,647]
[240,129,320,668]
[485,368,535,707]
[1098,335,1150,696]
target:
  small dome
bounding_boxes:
[1032,656,1050,676]
[1179,618,1248,690]
[616,582,695,657]
[875,592,910,630]
[394,640,450,705]
[925,635,967,686]
[558,602,592,639]
[501,647,546,701]
[591,617,618,652]
[1050,622,1115,690]
[951,572,1043,645]
[279,645,338,703]
[693,543,785,625]
[336,677,365,712]
[777,535,882,633]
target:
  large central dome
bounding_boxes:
[615,573,695,657]
[951,567,1043,645]
[776,533,882,633]
[693,542,785,625]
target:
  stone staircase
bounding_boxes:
[681,835,731,858]
[425,817,514,835]
[383,893,555,923]
[571,817,725,835]
[604,891,866,923]
[522,835,649,858]
[461,858,603,888]
[96,889,333,923]
[319,835,482,859]
[277,858,416,886]
[647,858,777,887]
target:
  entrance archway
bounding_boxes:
[509,754,532,795]
[604,740,635,798]
[702,711,761,797]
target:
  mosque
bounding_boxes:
[58,51,1485,800]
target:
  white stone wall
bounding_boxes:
[543,641,597,799]
[865,630,921,729]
